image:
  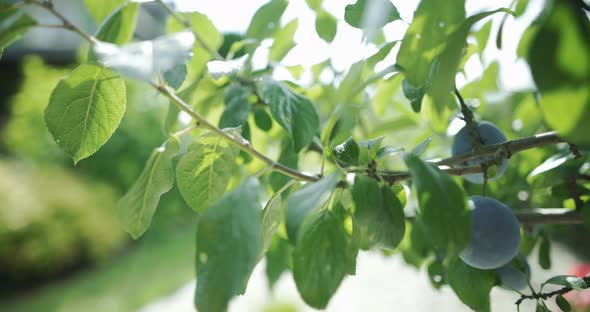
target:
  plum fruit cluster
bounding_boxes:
[452,122,524,272]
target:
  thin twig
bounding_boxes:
[516,276,590,306]
[455,88,481,149]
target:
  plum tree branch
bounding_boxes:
[407,209,582,226]
[434,131,565,166]
[515,276,590,306]
[153,83,320,183]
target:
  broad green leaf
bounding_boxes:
[543,275,588,290]
[527,155,584,188]
[94,2,138,44]
[556,294,572,312]
[253,106,273,131]
[344,0,401,29]
[528,1,590,146]
[332,137,360,166]
[219,84,252,129]
[315,10,337,43]
[515,0,529,16]
[176,134,239,213]
[285,172,341,242]
[84,0,125,24]
[410,135,432,157]
[269,19,298,62]
[429,9,512,113]
[45,64,126,163]
[403,153,470,254]
[163,64,187,90]
[167,12,223,80]
[195,177,262,312]
[447,257,495,312]
[88,2,139,62]
[246,0,288,40]
[265,236,291,288]
[351,176,405,249]
[397,0,465,110]
[293,210,351,309]
[118,138,180,239]
[262,78,320,152]
[0,11,37,49]
[260,190,284,258]
[358,136,384,163]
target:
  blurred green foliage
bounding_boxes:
[0,159,124,284]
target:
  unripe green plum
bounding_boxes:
[496,254,531,290]
[459,196,521,270]
[452,121,508,184]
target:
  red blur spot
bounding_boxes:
[563,264,590,310]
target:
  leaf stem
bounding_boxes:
[154,82,319,183]
[155,0,224,61]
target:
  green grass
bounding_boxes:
[0,223,197,312]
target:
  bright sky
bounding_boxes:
[171,0,544,92]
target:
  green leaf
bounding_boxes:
[543,275,588,290]
[163,64,187,90]
[556,294,572,312]
[305,0,323,11]
[397,0,465,108]
[402,79,427,112]
[332,137,360,166]
[45,64,126,163]
[93,2,138,45]
[376,146,403,159]
[358,136,384,162]
[410,135,432,157]
[253,106,273,131]
[117,138,180,239]
[315,10,337,43]
[219,84,252,129]
[0,11,37,49]
[344,0,401,29]
[351,176,405,249]
[429,9,513,113]
[260,187,285,257]
[528,1,590,146]
[265,236,291,288]
[246,0,289,40]
[538,232,551,269]
[195,177,262,312]
[474,21,492,56]
[167,12,223,80]
[403,153,470,254]
[261,78,320,152]
[293,210,351,309]
[582,201,590,231]
[84,0,125,24]
[447,257,494,312]
[176,134,239,213]
[285,172,341,242]
[427,260,446,289]
[269,19,298,62]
